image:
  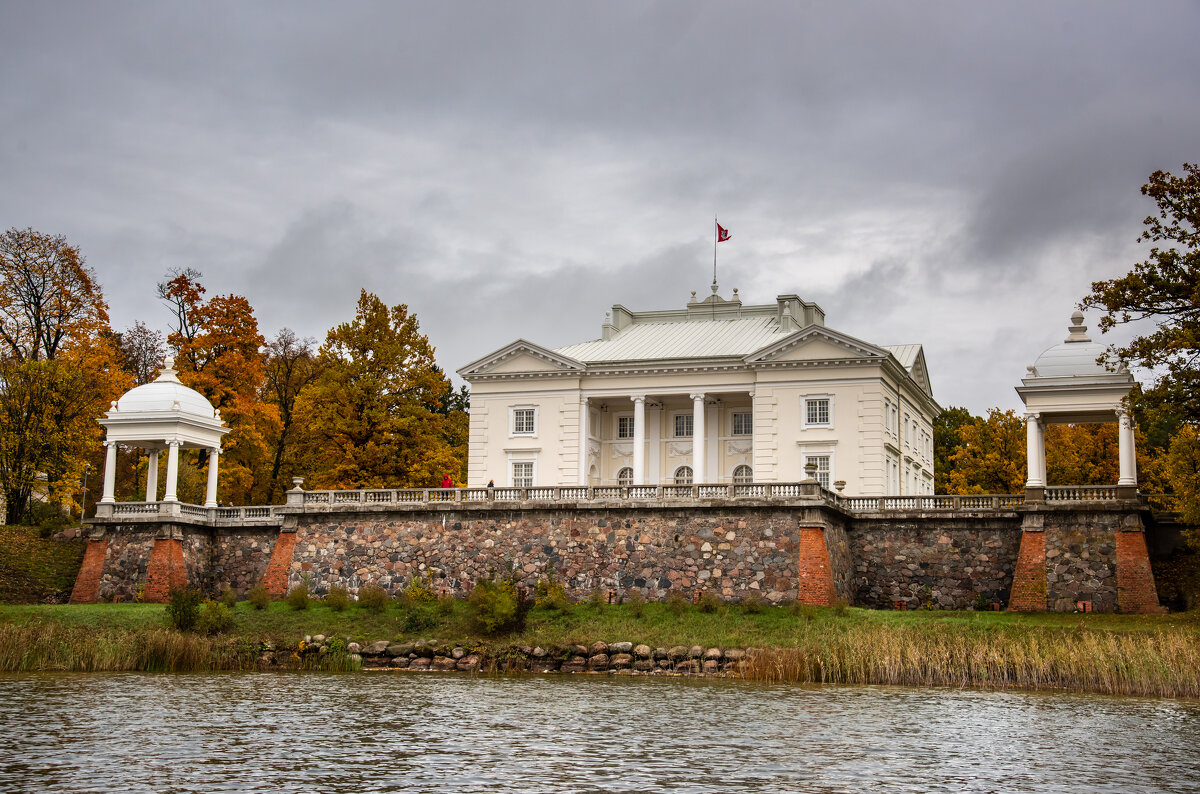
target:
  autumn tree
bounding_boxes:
[292,290,463,489]
[943,409,1026,494]
[0,229,125,522]
[159,269,280,504]
[933,406,975,494]
[261,329,323,501]
[116,321,166,385]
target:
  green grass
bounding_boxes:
[0,525,86,603]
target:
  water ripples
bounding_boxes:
[1,673,1198,793]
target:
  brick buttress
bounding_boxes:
[69,539,109,604]
[260,530,298,597]
[796,527,836,606]
[144,538,188,603]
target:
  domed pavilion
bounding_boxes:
[95,357,229,516]
[1015,311,1137,499]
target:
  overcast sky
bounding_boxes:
[3,1,1197,413]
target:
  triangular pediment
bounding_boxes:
[907,348,934,398]
[457,339,585,379]
[746,327,889,364]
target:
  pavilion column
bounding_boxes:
[100,441,118,504]
[631,395,646,485]
[162,440,181,503]
[145,451,159,502]
[691,393,706,483]
[1024,413,1045,488]
[204,447,220,508]
[578,396,590,486]
[1117,408,1137,487]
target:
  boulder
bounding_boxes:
[610,653,633,668]
[702,660,720,674]
[457,655,481,671]
[347,642,361,654]
[634,644,652,659]
[668,645,690,661]
[364,640,389,656]
[389,657,410,668]
[588,653,609,670]
[408,658,431,670]
[689,645,704,659]
[386,643,413,657]
[608,641,633,654]
[531,660,560,673]
[704,647,722,661]
[431,656,456,671]
[724,648,746,661]
[589,641,608,655]
[633,660,655,672]
[569,644,589,657]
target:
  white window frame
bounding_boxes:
[802,395,834,430]
[672,412,694,438]
[674,465,694,484]
[505,449,539,487]
[616,413,635,440]
[617,466,633,486]
[731,411,752,436]
[510,405,538,438]
[799,443,835,489]
[732,464,753,484]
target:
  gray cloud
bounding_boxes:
[2,1,1197,414]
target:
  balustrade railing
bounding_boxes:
[1045,486,1118,502]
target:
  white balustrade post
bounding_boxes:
[578,396,590,486]
[1117,408,1137,487]
[691,393,706,484]
[100,441,118,504]
[204,447,220,508]
[162,440,181,503]
[145,450,159,503]
[1024,413,1044,488]
[632,395,645,485]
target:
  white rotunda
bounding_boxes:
[95,357,230,515]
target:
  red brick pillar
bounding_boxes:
[144,538,188,603]
[69,539,109,604]
[1116,530,1163,614]
[797,527,836,606]
[1008,530,1046,612]
[260,530,298,597]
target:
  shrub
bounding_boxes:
[403,574,437,603]
[402,607,437,633]
[325,585,350,612]
[626,589,646,618]
[196,600,235,635]
[791,602,818,622]
[217,586,238,607]
[833,598,849,616]
[972,592,991,612]
[666,590,688,617]
[534,575,570,610]
[357,582,390,612]
[585,589,606,613]
[741,592,765,614]
[468,578,526,634]
[247,585,271,610]
[435,594,457,615]
[164,588,204,632]
[285,582,311,610]
[697,592,721,614]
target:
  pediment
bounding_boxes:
[457,339,585,379]
[907,348,934,398]
[746,327,888,364]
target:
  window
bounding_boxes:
[803,397,832,428]
[885,399,894,435]
[512,461,533,487]
[511,407,536,436]
[617,467,633,486]
[732,412,752,436]
[733,464,753,483]
[674,466,693,485]
[617,416,634,439]
[674,413,693,438]
[806,455,831,489]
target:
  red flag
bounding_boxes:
[716,221,731,242]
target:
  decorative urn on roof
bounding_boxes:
[95,356,230,516]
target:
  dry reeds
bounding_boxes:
[738,622,1200,698]
[0,622,256,672]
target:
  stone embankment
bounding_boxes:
[300,636,753,675]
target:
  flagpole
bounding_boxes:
[712,215,718,289]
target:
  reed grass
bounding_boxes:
[738,622,1200,698]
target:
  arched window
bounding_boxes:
[732,464,753,484]
[674,466,693,485]
[617,467,633,486]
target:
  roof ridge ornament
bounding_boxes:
[1065,311,1091,343]
[155,354,183,384]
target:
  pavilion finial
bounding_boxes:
[1065,311,1090,343]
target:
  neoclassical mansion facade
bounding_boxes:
[458,287,939,495]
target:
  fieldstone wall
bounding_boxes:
[92,524,213,601]
[211,527,280,594]
[849,516,1021,609]
[289,507,805,603]
[1045,515,1118,612]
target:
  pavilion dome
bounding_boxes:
[114,357,217,418]
[1029,312,1115,379]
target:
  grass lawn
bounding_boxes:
[0,525,86,604]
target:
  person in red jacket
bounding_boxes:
[441,474,453,489]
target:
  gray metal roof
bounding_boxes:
[554,315,791,362]
[882,344,921,370]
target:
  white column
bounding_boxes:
[1024,413,1044,488]
[691,393,706,483]
[100,441,118,504]
[631,395,645,485]
[647,403,661,485]
[748,391,756,480]
[1118,409,1137,486]
[163,440,181,503]
[145,451,159,502]
[204,447,220,507]
[578,396,590,486]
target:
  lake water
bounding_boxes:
[1,673,1198,793]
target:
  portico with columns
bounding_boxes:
[460,285,938,494]
[1016,312,1138,500]
[95,357,230,516]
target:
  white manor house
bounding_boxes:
[458,285,940,496]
